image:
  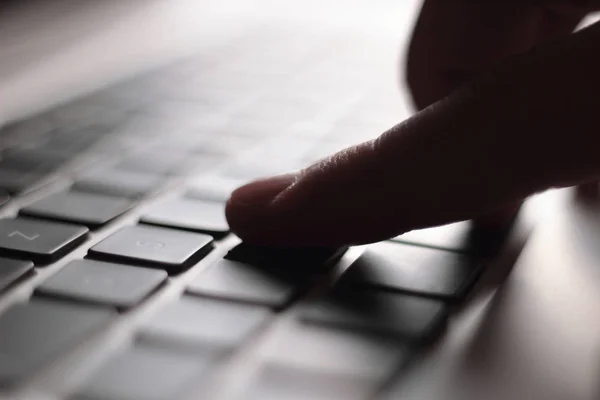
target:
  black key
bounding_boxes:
[0,300,114,386]
[139,296,270,352]
[300,289,447,341]
[36,260,167,309]
[72,345,213,400]
[21,190,134,228]
[89,225,213,273]
[341,241,483,301]
[72,168,164,199]
[0,169,48,194]
[0,257,33,291]
[225,243,346,276]
[0,149,69,172]
[392,221,507,256]
[0,218,88,264]
[140,197,228,238]
[187,259,298,309]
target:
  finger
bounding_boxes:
[406,0,592,227]
[406,0,592,109]
[227,20,600,247]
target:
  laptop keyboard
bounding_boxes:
[0,23,511,400]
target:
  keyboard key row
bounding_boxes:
[0,217,218,272]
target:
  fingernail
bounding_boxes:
[228,173,298,207]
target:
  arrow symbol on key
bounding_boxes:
[9,231,40,241]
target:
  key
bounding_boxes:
[140,197,228,238]
[72,345,213,400]
[225,243,346,276]
[245,364,373,400]
[0,218,88,264]
[0,257,33,291]
[89,225,213,274]
[341,241,484,301]
[0,300,114,386]
[36,260,167,309]
[187,259,298,309]
[114,151,200,175]
[0,149,69,172]
[218,159,298,181]
[197,135,258,156]
[21,191,134,228]
[185,175,247,203]
[300,289,447,341]
[41,132,101,155]
[260,324,409,382]
[392,221,506,256]
[138,296,270,352]
[73,168,164,199]
[0,169,48,194]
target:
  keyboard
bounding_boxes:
[0,22,510,400]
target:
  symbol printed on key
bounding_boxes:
[135,240,165,249]
[8,231,39,241]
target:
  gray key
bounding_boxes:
[114,152,192,175]
[0,169,48,194]
[36,260,167,309]
[185,175,247,203]
[89,225,213,274]
[245,364,374,400]
[138,296,270,352]
[21,191,134,228]
[0,149,69,172]
[341,241,483,300]
[0,300,114,386]
[0,218,89,264]
[141,197,228,238]
[187,259,298,308]
[72,345,213,400]
[73,168,164,199]
[300,289,447,341]
[0,257,33,291]
[260,324,409,381]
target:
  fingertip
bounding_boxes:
[225,173,298,243]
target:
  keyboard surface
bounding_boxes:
[0,4,513,400]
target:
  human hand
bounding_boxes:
[226,0,600,247]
